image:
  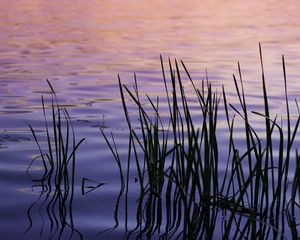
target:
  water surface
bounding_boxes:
[1,0,300,239]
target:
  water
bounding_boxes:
[1,0,300,239]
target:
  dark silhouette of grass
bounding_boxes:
[103,46,300,239]
[26,80,85,240]
[28,46,300,239]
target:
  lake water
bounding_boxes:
[1,0,300,239]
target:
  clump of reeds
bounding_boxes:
[103,45,300,239]
[27,80,85,190]
[26,80,85,239]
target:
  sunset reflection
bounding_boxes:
[1,0,300,239]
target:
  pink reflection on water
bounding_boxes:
[0,0,300,110]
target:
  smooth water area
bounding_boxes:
[1,0,300,239]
